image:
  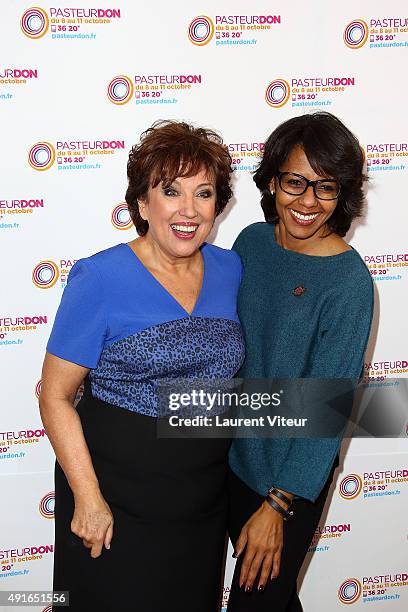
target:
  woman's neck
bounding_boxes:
[275,221,350,256]
[128,235,202,275]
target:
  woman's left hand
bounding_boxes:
[234,500,284,592]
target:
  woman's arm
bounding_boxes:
[40,352,114,558]
[268,274,374,501]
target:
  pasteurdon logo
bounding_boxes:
[265,79,290,107]
[111,203,133,230]
[32,261,60,289]
[35,380,42,399]
[343,20,369,49]
[338,578,362,604]
[28,142,55,171]
[339,474,363,500]
[20,7,49,38]
[188,16,214,45]
[39,492,55,518]
[107,75,134,105]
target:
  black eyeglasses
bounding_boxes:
[276,171,340,201]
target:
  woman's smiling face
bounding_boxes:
[138,167,216,259]
[270,145,340,241]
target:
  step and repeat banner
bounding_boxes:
[1,1,407,610]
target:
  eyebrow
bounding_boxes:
[168,180,215,188]
[283,171,337,181]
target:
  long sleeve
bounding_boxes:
[271,278,374,501]
[228,223,376,502]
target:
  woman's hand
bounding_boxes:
[234,500,284,592]
[71,491,114,558]
[40,353,114,558]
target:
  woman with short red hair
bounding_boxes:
[40,120,245,611]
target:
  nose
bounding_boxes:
[299,184,317,208]
[179,193,199,218]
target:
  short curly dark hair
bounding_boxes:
[125,120,233,236]
[253,112,367,237]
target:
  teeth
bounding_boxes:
[171,224,198,233]
[290,209,319,221]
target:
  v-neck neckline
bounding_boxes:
[122,242,208,317]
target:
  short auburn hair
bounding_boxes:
[125,120,233,235]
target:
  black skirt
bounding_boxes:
[53,388,231,612]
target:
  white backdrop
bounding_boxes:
[1,1,407,610]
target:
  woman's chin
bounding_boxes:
[282,217,326,241]
[166,234,207,257]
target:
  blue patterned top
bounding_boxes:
[46,242,245,416]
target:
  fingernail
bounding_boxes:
[245,586,252,593]
[106,544,110,550]
[232,551,237,558]
[271,576,277,581]
[258,585,264,592]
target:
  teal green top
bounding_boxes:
[229,222,374,502]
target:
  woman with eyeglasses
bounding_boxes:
[227,112,373,611]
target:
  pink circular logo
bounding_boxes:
[344,20,369,49]
[107,75,134,105]
[111,203,133,230]
[265,79,290,107]
[39,491,55,518]
[21,7,49,38]
[188,16,214,45]
[339,474,362,500]
[338,578,362,604]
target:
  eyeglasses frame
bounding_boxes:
[276,171,341,201]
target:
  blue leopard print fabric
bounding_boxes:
[89,317,245,416]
